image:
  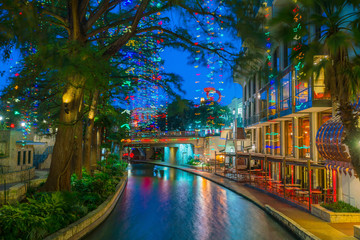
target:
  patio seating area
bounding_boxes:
[212,152,336,211]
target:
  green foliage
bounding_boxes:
[0,156,127,240]
[321,201,360,213]
[187,158,201,165]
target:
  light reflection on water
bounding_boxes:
[84,164,296,240]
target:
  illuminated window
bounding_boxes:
[269,85,277,116]
[260,90,268,120]
[295,70,310,111]
[280,72,291,111]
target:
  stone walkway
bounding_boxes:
[133,160,358,240]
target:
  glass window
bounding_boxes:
[23,151,26,164]
[295,70,310,111]
[313,65,331,100]
[320,112,332,124]
[280,72,291,111]
[260,90,267,120]
[299,117,310,158]
[269,85,277,116]
[17,151,21,165]
[28,151,31,164]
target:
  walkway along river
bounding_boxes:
[84,164,296,240]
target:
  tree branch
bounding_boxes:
[86,3,169,39]
[102,0,151,58]
[86,0,120,31]
[135,26,237,60]
[43,10,68,26]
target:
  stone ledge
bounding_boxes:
[0,178,47,204]
[44,175,128,240]
[265,205,321,240]
[354,225,360,239]
[311,204,360,223]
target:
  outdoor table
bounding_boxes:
[311,190,322,194]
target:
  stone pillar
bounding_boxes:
[293,117,300,159]
[280,121,286,156]
[256,127,261,153]
[270,124,274,155]
[169,147,179,165]
[310,112,319,163]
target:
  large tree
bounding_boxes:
[0,0,243,191]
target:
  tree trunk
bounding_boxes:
[44,78,85,191]
[90,126,98,170]
[96,127,102,162]
[71,118,83,178]
[339,101,360,178]
[83,89,99,172]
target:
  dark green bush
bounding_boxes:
[321,201,360,213]
[0,158,128,240]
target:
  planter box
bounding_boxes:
[311,205,360,223]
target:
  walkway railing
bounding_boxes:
[130,131,220,138]
[33,146,54,169]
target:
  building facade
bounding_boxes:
[240,1,360,208]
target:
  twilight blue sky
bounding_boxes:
[0,48,242,105]
[160,48,242,105]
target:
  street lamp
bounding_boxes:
[0,116,3,121]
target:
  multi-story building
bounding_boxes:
[238,0,360,208]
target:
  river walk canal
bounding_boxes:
[84,163,296,240]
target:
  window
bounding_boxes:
[273,47,280,71]
[280,72,291,111]
[23,151,26,165]
[295,70,310,111]
[28,151,31,164]
[260,90,268,120]
[269,85,277,116]
[283,43,291,68]
[313,56,331,100]
[17,151,21,165]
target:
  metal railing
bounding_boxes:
[33,146,54,169]
[130,131,220,138]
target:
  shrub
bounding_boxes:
[321,201,360,213]
[0,157,128,240]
